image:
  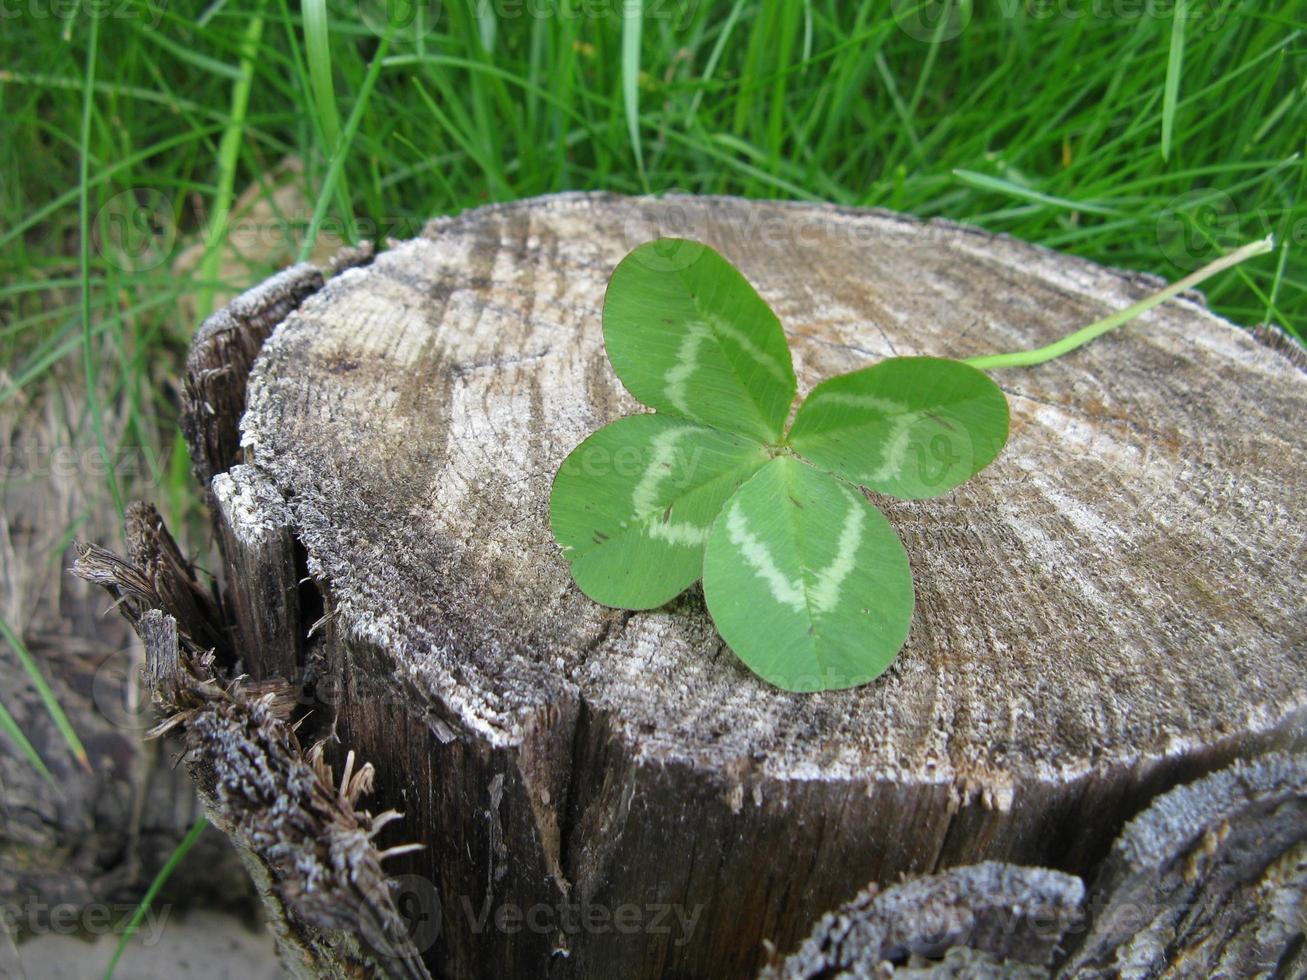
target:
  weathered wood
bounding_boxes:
[760,862,1085,977]
[1059,750,1307,977]
[104,192,1307,977]
[0,613,256,928]
[1,382,257,937]
[769,751,1307,978]
[73,536,430,980]
[211,464,303,682]
[182,264,324,490]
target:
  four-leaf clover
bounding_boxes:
[550,239,1009,692]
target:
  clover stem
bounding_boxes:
[964,236,1275,371]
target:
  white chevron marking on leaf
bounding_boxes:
[726,499,805,611]
[630,424,710,547]
[664,322,712,417]
[806,389,922,481]
[810,488,865,613]
[707,313,790,384]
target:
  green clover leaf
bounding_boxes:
[549,233,1274,691]
[702,457,914,692]
[550,239,1010,692]
[549,414,769,610]
[602,239,796,442]
[788,356,1009,499]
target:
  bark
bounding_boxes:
[760,862,1085,978]
[1060,750,1307,978]
[80,193,1307,977]
[768,751,1307,978]
[74,514,429,980]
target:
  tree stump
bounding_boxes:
[114,194,1307,977]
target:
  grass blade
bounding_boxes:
[0,699,54,783]
[621,0,645,185]
[953,169,1125,217]
[196,7,265,323]
[298,29,392,262]
[0,612,89,772]
[1162,0,1187,160]
[103,815,209,980]
[77,14,123,519]
[302,0,341,152]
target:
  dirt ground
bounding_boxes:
[15,909,283,979]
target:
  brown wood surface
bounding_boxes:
[89,193,1307,978]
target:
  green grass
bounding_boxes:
[103,815,209,979]
[0,0,1300,722]
[2,4,1302,368]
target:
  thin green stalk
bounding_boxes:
[103,815,208,979]
[953,169,1124,217]
[0,613,89,772]
[302,0,341,151]
[195,7,265,323]
[298,0,356,239]
[966,237,1276,371]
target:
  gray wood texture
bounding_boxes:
[82,193,1307,977]
[769,751,1307,978]
[0,367,257,931]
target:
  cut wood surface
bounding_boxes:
[139,193,1307,977]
